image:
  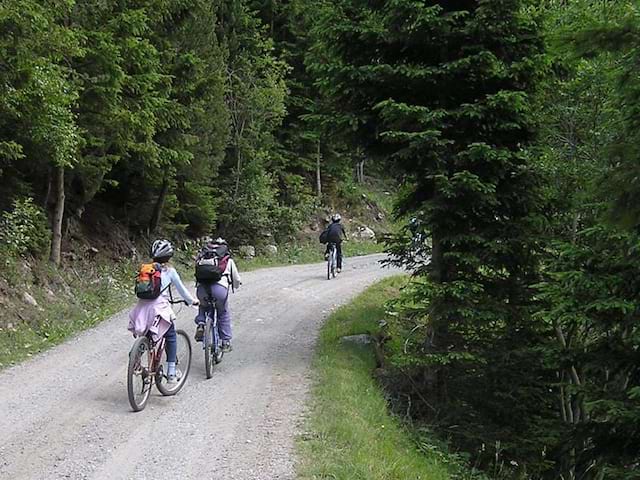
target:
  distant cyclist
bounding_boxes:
[324,213,347,273]
[194,237,241,352]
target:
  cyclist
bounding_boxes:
[128,239,199,384]
[194,237,242,352]
[324,213,347,273]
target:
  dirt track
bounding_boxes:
[0,254,395,480]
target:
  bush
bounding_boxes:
[0,198,51,258]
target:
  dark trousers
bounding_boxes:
[325,241,343,268]
[164,322,176,363]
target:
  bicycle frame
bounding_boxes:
[142,335,165,387]
[150,336,166,374]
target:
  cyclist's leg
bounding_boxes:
[195,283,208,325]
[212,283,232,342]
[164,322,177,377]
[194,284,210,341]
[336,242,343,269]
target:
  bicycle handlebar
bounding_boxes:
[170,299,200,308]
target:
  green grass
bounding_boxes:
[0,260,133,369]
[236,240,384,272]
[297,276,454,480]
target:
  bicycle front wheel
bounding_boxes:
[127,336,152,412]
[156,329,192,396]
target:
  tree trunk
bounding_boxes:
[316,138,322,202]
[149,175,170,234]
[429,230,450,402]
[44,165,53,211]
[430,231,444,284]
[233,148,242,200]
[356,159,365,183]
[233,128,243,201]
[49,165,65,266]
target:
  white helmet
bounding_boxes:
[151,239,174,259]
[331,213,342,223]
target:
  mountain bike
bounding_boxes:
[127,301,192,412]
[327,242,337,280]
[202,295,224,379]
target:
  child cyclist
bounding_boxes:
[194,237,241,352]
[129,239,199,384]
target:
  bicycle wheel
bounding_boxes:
[156,330,192,396]
[204,317,215,379]
[127,336,153,412]
[332,250,337,278]
[214,322,224,364]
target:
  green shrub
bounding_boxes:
[0,198,51,258]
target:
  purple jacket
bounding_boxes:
[128,296,174,341]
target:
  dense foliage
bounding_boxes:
[2,0,639,478]
[0,0,368,264]
[303,0,640,478]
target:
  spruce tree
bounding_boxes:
[306,0,548,470]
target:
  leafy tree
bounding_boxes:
[530,2,640,477]
[0,0,81,264]
[215,0,289,244]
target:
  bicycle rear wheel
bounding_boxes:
[214,321,224,364]
[127,336,152,412]
[332,250,337,278]
[204,317,215,379]
[156,329,192,396]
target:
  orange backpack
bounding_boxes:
[134,263,163,299]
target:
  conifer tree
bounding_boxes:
[306,0,548,469]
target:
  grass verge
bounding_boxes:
[297,276,454,480]
[0,259,133,369]
[236,239,384,272]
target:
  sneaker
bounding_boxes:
[167,368,182,386]
[221,340,233,353]
[337,268,342,274]
[324,253,329,260]
[194,324,204,342]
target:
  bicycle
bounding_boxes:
[327,242,338,280]
[202,295,224,379]
[127,301,192,412]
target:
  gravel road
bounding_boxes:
[0,254,395,480]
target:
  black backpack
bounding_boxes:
[326,223,343,243]
[319,228,329,244]
[195,244,231,284]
